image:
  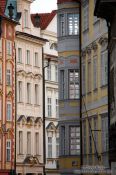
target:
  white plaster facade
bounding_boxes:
[16,0,46,174]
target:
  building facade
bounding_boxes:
[15,0,46,174]
[0,1,17,174]
[57,0,81,174]
[95,1,116,174]
[81,0,109,170]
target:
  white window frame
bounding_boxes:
[48,137,52,158]
[56,98,59,118]
[47,97,52,117]
[35,132,39,155]
[6,102,12,121]
[18,81,22,102]
[56,137,59,157]
[35,52,39,66]
[27,132,31,154]
[35,84,39,105]
[68,13,79,35]
[6,140,11,162]
[6,69,11,85]
[47,65,51,81]
[18,48,22,63]
[55,65,58,82]
[26,50,30,65]
[24,10,28,28]
[27,83,31,104]
[19,131,23,154]
[60,14,65,36]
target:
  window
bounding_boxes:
[47,65,51,80]
[6,140,11,161]
[19,131,23,154]
[60,70,65,99]
[27,83,31,103]
[27,132,31,154]
[88,119,92,154]
[61,126,65,155]
[7,103,12,121]
[82,64,86,94]
[83,121,86,154]
[94,117,98,152]
[69,70,79,99]
[0,64,2,84]
[68,14,79,35]
[48,137,52,158]
[56,99,59,118]
[55,65,58,82]
[26,50,30,64]
[87,61,91,92]
[83,4,89,31]
[35,84,39,105]
[7,40,12,55]
[70,126,80,155]
[18,48,22,63]
[35,133,39,155]
[56,137,59,157]
[60,14,65,36]
[101,50,108,86]
[18,81,22,102]
[24,10,28,28]
[93,57,97,89]
[47,97,52,117]
[101,115,108,152]
[6,69,11,85]
[35,52,39,66]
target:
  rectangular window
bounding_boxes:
[18,81,22,102]
[82,64,86,94]
[101,50,108,86]
[27,83,31,103]
[88,61,91,92]
[19,131,23,154]
[6,69,11,85]
[70,126,80,155]
[18,48,22,63]
[61,126,65,155]
[102,115,108,152]
[26,50,30,64]
[27,132,31,154]
[60,70,65,99]
[6,140,11,161]
[0,64,2,84]
[93,57,97,89]
[47,65,51,80]
[48,137,52,158]
[83,5,89,31]
[56,137,59,157]
[55,65,58,82]
[94,117,98,152]
[35,52,39,66]
[60,14,65,36]
[35,84,39,105]
[7,103,12,121]
[7,40,12,55]
[35,133,39,155]
[47,97,52,117]
[68,14,79,35]
[24,10,28,28]
[69,70,79,99]
[56,99,59,118]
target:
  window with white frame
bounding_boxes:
[82,63,86,94]
[6,69,11,85]
[69,70,79,99]
[47,97,52,117]
[0,64,2,84]
[35,52,39,66]
[56,99,59,118]
[83,121,86,154]
[18,81,22,102]
[6,103,12,121]
[60,14,65,36]
[24,10,28,28]
[70,126,80,155]
[35,84,39,105]
[7,40,12,55]
[27,83,31,103]
[56,137,59,157]
[47,65,51,80]
[68,14,79,35]
[87,61,91,92]
[93,57,97,89]
[26,50,30,64]
[19,131,23,154]
[27,132,31,154]
[83,4,89,31]
[55,65,58,82]
[101,114,108,152]
[60,70,65,99]
[48,137,52,158]
[18,48,22,63]
[101,50,108,86]
[61,126,65,155]
[6,140,11,161]
[35,132,39,155]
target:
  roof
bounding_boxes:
[57,0,78,4]
[31,10,56,30]
[0,0,7,13]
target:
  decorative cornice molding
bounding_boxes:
[17,70,42,79]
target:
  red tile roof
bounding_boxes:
[31,10,56,30]
[0,0,7,13]
[57,0,78,3]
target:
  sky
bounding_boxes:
[31,0,57,13]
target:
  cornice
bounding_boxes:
[17,70,42,79]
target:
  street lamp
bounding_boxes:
[42,47,50,175]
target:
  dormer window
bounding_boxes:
[24,10,28,28]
